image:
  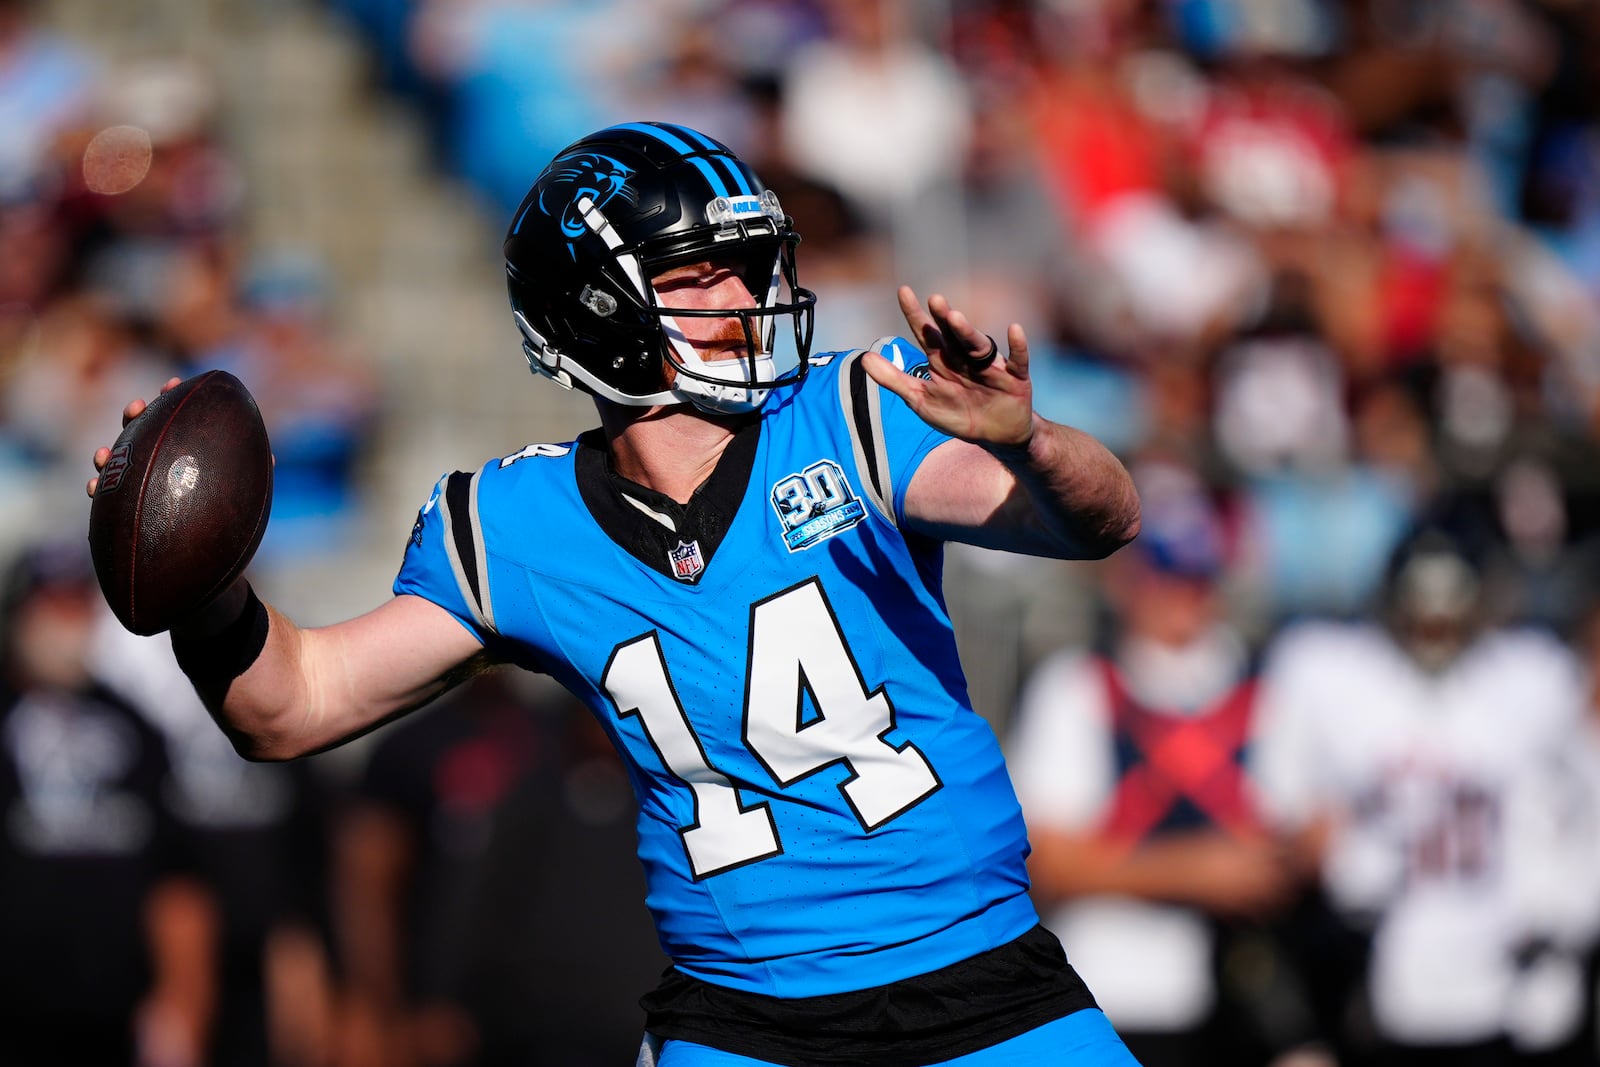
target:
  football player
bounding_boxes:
[90,123,1143,1065]
[1251,525,1600,1064]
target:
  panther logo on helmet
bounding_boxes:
[537,153,636,255]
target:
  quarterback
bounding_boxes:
[90,123,1142,1065]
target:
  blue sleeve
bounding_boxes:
[869,336,954,524]
[393,473,489,646]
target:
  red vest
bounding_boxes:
[1096,657,1260,849]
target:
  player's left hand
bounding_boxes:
[861,287,1034,449]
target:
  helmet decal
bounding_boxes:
[522,152,636,254]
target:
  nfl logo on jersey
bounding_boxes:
[669,539,706,582]
[770,459,867,551]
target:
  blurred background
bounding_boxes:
[4,0,1600,1064]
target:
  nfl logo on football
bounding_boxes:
[670,539,705,582]
[98,443,132,494]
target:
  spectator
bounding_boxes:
[1024,0,1261,351]
[0,0,98,202]
[228,249,381,562]
[332,672,665,1067]
[0,541,216,1067]
[91,609,335,1067]
[406,0,640,218]
[1009,469,1307,1067]
[779,0,972,232]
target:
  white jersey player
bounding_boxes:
[1251,528,1600,1058]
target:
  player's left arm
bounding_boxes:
[862,287,1140,559]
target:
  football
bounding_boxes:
[88,370,274,635]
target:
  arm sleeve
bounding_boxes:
[393,471,492,646]
[837,336,953,526]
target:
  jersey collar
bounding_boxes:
[575,418,761,584]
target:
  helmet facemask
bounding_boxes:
[645,221,815,414]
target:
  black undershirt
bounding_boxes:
[640,925,1098,1065]
[573,419,761,583]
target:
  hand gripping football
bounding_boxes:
[88,370,274,635]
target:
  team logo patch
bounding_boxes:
[770,460,866,551]
[97,443,132,494]
[669,540,706,582]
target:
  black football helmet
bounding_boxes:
[503,122,816,414]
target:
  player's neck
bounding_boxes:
[599,401,746,505]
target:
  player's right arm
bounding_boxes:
[179,585,488,761]
[89,386,490,762]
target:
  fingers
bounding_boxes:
[859,349,916,404]
[967,335,1000,372]
[87,445,109,498]
[896,286,939,352]
[896,286,1013,374]
[121,378,181,426]
[93,377,183,496]
[1003,322,1031,379]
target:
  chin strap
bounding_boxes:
[522,339,577,391]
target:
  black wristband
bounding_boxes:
[171,583,270,691]
[969,334,1000,370]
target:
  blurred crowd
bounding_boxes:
[0,0,380,574]
[6,0,1600,1063]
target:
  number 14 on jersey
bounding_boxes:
[602,578,943,879]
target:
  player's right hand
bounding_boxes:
[86,377,183,498]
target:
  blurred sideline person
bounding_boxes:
[1009,476,1317,1067]
[333,672,666,1067]
[89,123,1143,1064]
[0,542,216,1067]
[90,608,336,1067]
[1252,524,1600,1066]
[1577,594,1600,1066]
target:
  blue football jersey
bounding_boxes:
[395,341,1039,998]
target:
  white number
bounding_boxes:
[498,442,572,468]
[745,580,939,829]
[602,580,941,878]
[604,633,781,879]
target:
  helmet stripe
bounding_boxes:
[615,121,697,151]
[707,154,757,197]
[613,121,734,199]
[650,123,758,196]
[641,123,756,195]
[656,122,721,151]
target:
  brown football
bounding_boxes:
[88,370,273,635]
